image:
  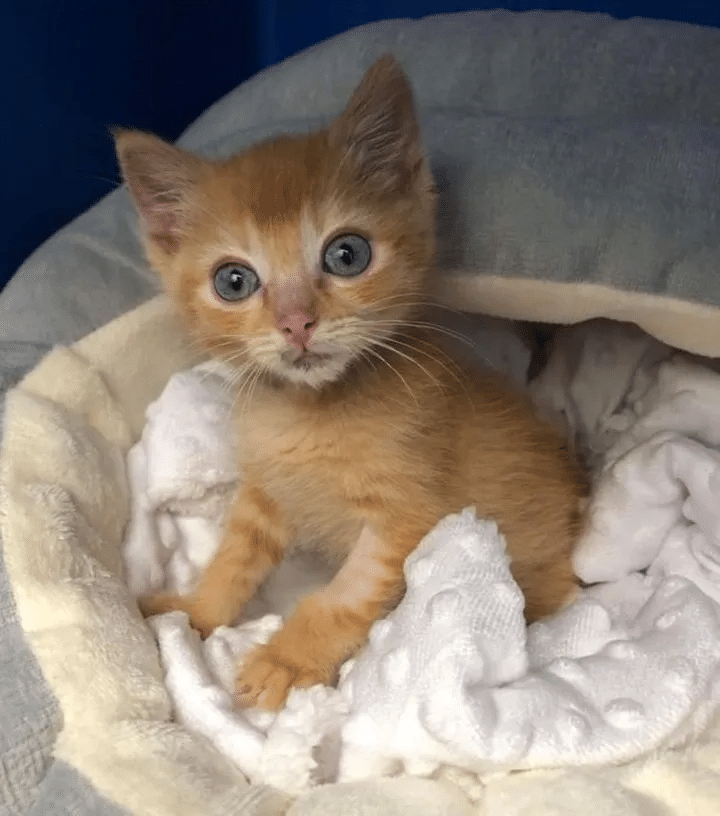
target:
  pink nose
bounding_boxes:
[277,310,318,349]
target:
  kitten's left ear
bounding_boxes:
[330,55,426,194]
[114,129,205,254]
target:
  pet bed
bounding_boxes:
[4,9,720,816]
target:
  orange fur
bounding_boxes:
[117,55,588,711]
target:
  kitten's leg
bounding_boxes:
[138,485,286,638]
[236,523,408,710]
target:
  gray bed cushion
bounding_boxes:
[2,10,720,350]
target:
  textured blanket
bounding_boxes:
[122,314,720,798]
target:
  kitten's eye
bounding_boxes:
[322,234,372,277]
[213,263,260,301]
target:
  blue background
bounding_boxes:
[2,1,719,288]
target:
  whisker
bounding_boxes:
[328,308,475,348]
[191,346,254,395]
[84,174,123,190]
[241,367,263,419]
[366,338,444,393]
[356,348,378,375]
[400,333,464,368]
[394,330,495,378]
[367,296,470,319]
[384,334,470,395]
[370,319,476,348]
[363,346,419,407]
[219,366,252,404]
[359,291,430,308]
[347,328,445,390]
[231,364,263,421]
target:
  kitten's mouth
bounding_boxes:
[284,350,332,370]
[273,344,354,388]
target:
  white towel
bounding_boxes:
[529,318,672,466]
[122,320,720,794]
[340,511,720,779]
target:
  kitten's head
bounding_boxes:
[115,56,436,389]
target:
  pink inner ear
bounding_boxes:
[117,134,200,254]
[137,189,185,252]
[126,169,189,252]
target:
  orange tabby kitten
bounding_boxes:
[116,55,588,711]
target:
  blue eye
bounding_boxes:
[322,234,372,277]
[213,263,260,301]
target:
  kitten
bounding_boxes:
[115,55,588,711]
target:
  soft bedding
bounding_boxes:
[121,315,720,797]
[5,298,720,816]
[5,8,720,816]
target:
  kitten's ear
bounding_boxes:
[330,55,425,193]
[114,129,204,254]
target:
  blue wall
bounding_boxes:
[3,1,720,287]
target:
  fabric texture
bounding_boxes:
[3,8,720,815]
[0,342,51,432]
[3,296,720,815]
[118,324,720,795]
[0,295,477,816]
[0,544,61,815]
[3,11,720,355]
[0,297,291,816]
[0,348,131,816]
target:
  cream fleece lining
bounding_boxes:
[435,273,720,358]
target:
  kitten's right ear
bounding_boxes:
[114,129,204,254]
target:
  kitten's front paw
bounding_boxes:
[137,593,221,639]
[235,644,330,711]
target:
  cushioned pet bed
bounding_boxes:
[4,10,720,816]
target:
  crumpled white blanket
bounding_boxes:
[123,318,720,795]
